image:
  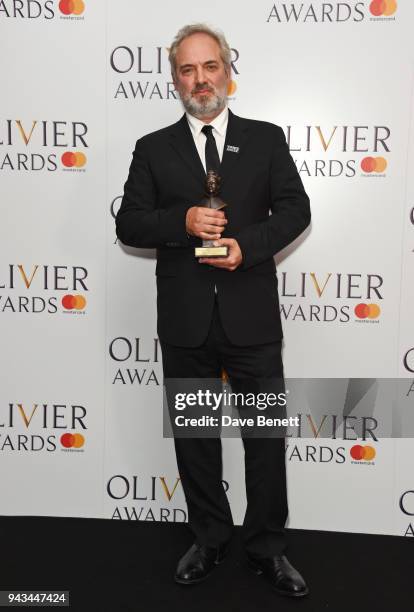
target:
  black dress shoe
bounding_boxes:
[247,554,309,597]
[174,542,228,585]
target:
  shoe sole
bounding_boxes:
[247,560,310,598]
[174,557,225,585]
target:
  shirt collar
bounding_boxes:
[186,105,229,139]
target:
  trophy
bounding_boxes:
[195,170,228,258]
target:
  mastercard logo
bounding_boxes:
[227,81,237,96]
[62,294,87,310]
[350,445,376,461]
[354,303,381,319]
[369,0,397,16]
[59,0,85,15]
[61,433,85,448]
[61,152,87,168]
[361,157,387,173]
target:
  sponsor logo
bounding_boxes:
[350,444,376,462]
[0,403,87,453]
[227,80,237,96]
[60,432,85,449]
[109,45,240,101]
[0,119,89,172]
[286,379,381,466]
[61,151,87,170]
[286,441,377,465]
[285,124,391,179]
[286,407,379,463]
[109,337,160,386]
[266,1,397,23]
[279,271,383,324]
[61,294,87,311]
[354,303,381,321]
[369,0,397,18]
[59,0,84,17]
[0,0,86,20]
[361,156,387,176]
[0,264,89,315]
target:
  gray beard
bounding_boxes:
[180,90,227,119]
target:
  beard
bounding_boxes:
[179,83,227,119]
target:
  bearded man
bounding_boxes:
[116,23,311,598]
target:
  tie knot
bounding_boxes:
[201,124,214,137]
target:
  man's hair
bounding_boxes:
[169,23,231,80]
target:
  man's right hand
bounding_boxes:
[186,206,227,240]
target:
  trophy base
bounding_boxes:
[195,246,229,258]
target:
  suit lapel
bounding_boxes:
[169,115,205,185]
[168,110,249,188]
[219,109,249,187]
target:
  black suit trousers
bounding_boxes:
[160,296,288,557]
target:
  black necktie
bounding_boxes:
[201,124,220,174]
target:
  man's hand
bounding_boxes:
[186,206,227,240]
[199,238,243,271]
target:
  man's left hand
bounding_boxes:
[199,238,243,271]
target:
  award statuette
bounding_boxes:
[195,170,229,258]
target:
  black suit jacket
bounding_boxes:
[116,110,310,347]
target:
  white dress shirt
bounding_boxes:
[186,105,229,170]
[186,106,229,295]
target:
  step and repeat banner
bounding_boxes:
[1,0,413,537]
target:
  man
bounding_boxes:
[116,24,311,597]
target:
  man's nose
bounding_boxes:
[195,65,207,84]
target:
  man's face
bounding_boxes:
[173,32,230,120]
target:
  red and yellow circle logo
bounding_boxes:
[227,81,237,96]
[369,0,397,16]
[61,152,87,168]
[62,295,87,310]
[361,157,387,173]
[59,0,85,15]
[61,433,85,448]
[354,303,381,319]
[350,445,376,461]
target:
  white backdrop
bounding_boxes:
[1,0,413,538]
